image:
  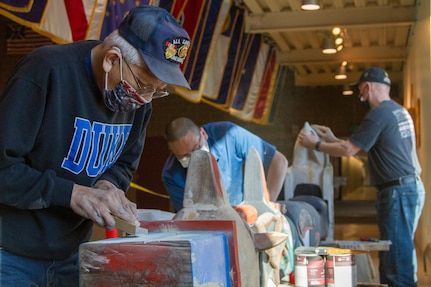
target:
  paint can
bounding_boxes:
[294,252,325,287]
[325,254,357,287]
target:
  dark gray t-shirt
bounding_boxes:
[350,100,420,185]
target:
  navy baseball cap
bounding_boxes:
[119,6,191,89]
[351,67,391,87]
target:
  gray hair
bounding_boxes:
[370,81,391,94]
[103,30,145,67]
[164,117,201,143]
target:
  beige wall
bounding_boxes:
[404,0,431,252]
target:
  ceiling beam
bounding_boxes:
[295,71,402,86]
[242,0,263,13]
[245,6,415,33]
[277,46,407,65]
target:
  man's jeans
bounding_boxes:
[0,249,79,287]
[376,180,425,287]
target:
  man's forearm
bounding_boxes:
[318,140,360,158]
[266,151,288,202]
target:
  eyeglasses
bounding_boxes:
[175,133,203,161]
[123,57,169,102]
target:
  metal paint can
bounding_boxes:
[325,254,357,287]
[294,253,325,287]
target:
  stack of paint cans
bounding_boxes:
[294,247,357,287]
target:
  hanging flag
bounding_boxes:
[201,4,244,110]
[173,0,232,103]
[229,35,268,121]
[0,0,50,24]
[6,23,53,54]
[99,0,151,40]
[0,0,108,43]
[226,32,254,106]
[252,47,279,124]
[157,0,175,13]
[0,0,281,125]
[268,66,288,124]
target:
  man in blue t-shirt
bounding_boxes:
[298,67,425,287]
[162,117,288,212]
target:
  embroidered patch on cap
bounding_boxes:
[163,37,190,64]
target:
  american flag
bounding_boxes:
[6,23,53,55]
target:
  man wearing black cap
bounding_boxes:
[298,67,425,286]
[0,6,190,286]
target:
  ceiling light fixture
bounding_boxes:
[335,37,343,46]
[332,27,341,36]
[342,85,353,96]
[335,62,348,80]
[301,0,320,11]
[322,36,337,54]
[333,27,344,51]
[322,27,345,54]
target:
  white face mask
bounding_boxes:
[177,156,191,168]
[177,143,210,168]
[200,144,210,153]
